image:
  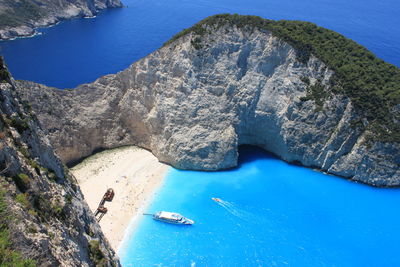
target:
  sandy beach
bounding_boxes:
[70,146,169,250]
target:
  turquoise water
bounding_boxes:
[119,147,400,266]
[1,0,400,88]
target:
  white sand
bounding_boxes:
[70,146,169,250]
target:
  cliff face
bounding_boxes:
[0,0,122,40]
[16,23,399,186]
[0,59,119,266]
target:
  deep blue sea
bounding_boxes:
[119,147,400,267]
[1,0,399,266]
[0,0,399,88]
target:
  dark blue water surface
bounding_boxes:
[119,147,400,266]
[0,0,399,88]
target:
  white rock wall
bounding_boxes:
[17,25,400,186]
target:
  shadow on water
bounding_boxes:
[237,145,277,167]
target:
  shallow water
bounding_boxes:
[0,0,399,88]
[119,147,400,266]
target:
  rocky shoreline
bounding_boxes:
[0,0,123,40]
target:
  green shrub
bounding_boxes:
[2,115,29,134]
[0,57,10,83]
[0,189,36,266]
[0,230,36,267]
[27,225,37,234]
[52,203,66,221]
[33,195,66,221]
[10,117,29,134]
[18,147,30,159]
[89,240,107,266]
[0,69,9,83]
[65,194,73,204]
[33,195,51,221]
[0,191,9,226]
[28,159,41,175]
[191,37,203,50]
[15,193,30,209]
[300,76,310,85]
[27,209,37,217]
[2,118,12,127]
[13,173,30,192]
[48,232,55,239]
[307,82,329,108]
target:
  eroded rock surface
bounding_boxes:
[1,58,119,266]
[17,24,400,186]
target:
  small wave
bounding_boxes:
[5,31,42,41]
[215,200,254,222]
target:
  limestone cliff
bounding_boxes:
[0,58,119,266]
[0,0,123,40]
[16,15,399,187]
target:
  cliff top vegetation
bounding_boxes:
[0,0,44,28]
[165,14,400,142]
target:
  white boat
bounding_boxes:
[212,197,222,202]
[152,211,194,225]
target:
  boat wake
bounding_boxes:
[214,199,253,222]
